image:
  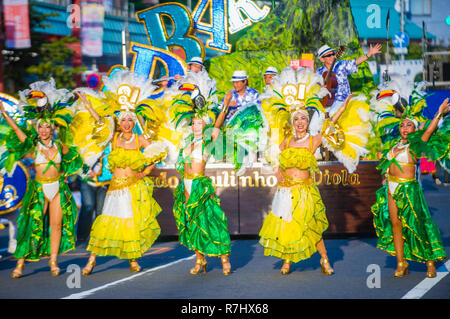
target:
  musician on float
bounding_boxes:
[315,43,382,116]
[174,57,208,82]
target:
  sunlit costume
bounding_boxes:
[370,83,447,275]
[71,71,167,269]
[258,67,371,272]
[171,80,232,274]
[0,79,82,276]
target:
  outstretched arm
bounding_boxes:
[74,91,101,123]
[356,43,382,66]
[421,98,450,142]
[331,93,354,123]
[212,90,233,141]
[0,102,27,143]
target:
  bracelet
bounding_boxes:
[1,111,7,118]
[436,112,443,119]
[365,53,370,59]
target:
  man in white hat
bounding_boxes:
[212,70,260,135]
[263,66,278,87]
[315,43,382,116]
[174,56,206,81]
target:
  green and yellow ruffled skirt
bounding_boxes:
[371,178,447,262]
[259,177,329,263]
[87,176,161,260]
[173,176,231,257]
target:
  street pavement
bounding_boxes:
[0,175,448,303]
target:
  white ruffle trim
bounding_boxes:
[271,187,293,222]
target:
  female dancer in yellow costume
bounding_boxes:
[73,72,167,274]
[260,95,351,274]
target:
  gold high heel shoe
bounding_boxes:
[190,257,207,274]
[221,256,231,276]
[82,258,96,276]
[394,260,409,277]
[320,258,334,275]
[426,261,436,278]
[11,262,25,279]
[129,259,142,273]
[49,260,60,277]
[280,261,291,275]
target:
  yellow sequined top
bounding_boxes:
[108,133,149,171]
[279,136,318,172]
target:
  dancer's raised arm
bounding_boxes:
[421,98,449,142]
[0,101,27,143]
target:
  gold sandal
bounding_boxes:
[129,259,142,273]
[49,260,60,277]
[82,258,96,276]
[221,256,231,276]
[394,260,409,277]
[281,261,291,275]
[426,261,436,278]
[320,258,334,275]
[190,257,207,275]
[11,262,25,279]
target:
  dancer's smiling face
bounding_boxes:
[399,119,416,139]
[119,114,135,133]
[293,112,309,136]
[38,121,53,141]
[192,118,205,137]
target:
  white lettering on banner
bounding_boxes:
[228,0,271,34]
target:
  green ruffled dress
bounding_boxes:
[5,130,83,261]
[173,136,231,257]
[371,126,448,263]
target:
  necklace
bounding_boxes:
[294,133,309,143]
[119,133,135,144]
[38,139,54,150]
[396,140,409,149]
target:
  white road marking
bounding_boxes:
[401,259,450,299]
[62,254,195,299]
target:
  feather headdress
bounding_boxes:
[17,78,75,129]
[370,81,429,149]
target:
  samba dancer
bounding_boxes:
[370,86,448,278]
[73,71,168,274]
[0,79,83,278]
[172,83,232,276]
[259,67,371,275]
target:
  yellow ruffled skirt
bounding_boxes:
[259,177,329,263]
[87,176,161,260]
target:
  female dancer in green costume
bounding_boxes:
[0,80,82,278]
[172,84,232,275]
[371,91,449,278]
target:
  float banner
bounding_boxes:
[81,0,105,57]
[3,0,31,49]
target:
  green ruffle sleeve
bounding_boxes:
[2,125,36,173]
[60,144,84,177]
[407,120,450,162]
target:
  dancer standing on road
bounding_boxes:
[172,82,232,276]
[0,79,82,278]
[258,68,371,275]
[370,85,449,278]
[73,71,168,275]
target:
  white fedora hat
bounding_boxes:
[230,70,248,82]
[264,66,278,75]
[188,56,204,66]
[317,45,335,58]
